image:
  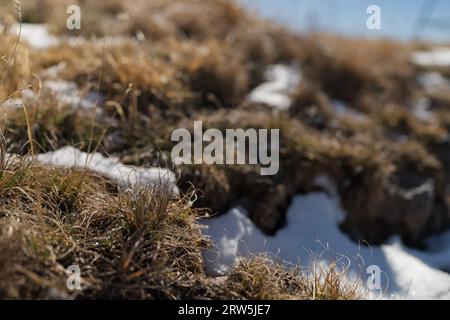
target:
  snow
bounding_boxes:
[1,80,101,111]
[313,174,345,224]
[202,180,450,300]
[44,80,102,110]
[412,97,434,122]
[417,72,450,93]
[412,48,450,68]
[247,64,301,110]
[10,23,59,49]
[412,72,450,121]
[36,146,179,195]
[330,99,368,121]
[1,88,35,109]
[66,35,136,48]
[40,62,68,78]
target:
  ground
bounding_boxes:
[0,0,449,300]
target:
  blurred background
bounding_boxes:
[242,0,450,42]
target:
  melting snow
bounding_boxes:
[36,146,179,195]
[248,64,301,110]
[412,48,450,68]
[412,72,450,121]
[330,100,368,121]
[10,23,59,49]
[40,62,68,78]
[412,97,435,122]
[44,80,103,110]
[1,88,35,109]
[1,80,101,111]
[417,72,450,93]
[202,184,450,299]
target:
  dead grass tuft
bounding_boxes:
[0,144,362,299]
[297,34,416,111]
[212,256,363,300]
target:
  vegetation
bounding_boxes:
[0,0,449,299]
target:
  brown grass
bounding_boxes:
[0,0,449,300]
[0,142,362,299]
[211,256,363,300]
[297,34,416,111]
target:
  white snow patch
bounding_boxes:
[418,72,450,93]
[247,64,301,110]
[10,23,59,49]
[412,97,435,122]
[202,191,450,299]
[330,100,368,121]
[40,62,68,78]
[412,48,450,68]
[1,80,101,111]
[44,80,102,110]
[1,88,35,109]
[67,35,135,48]
[36,146,179,195]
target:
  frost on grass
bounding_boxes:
[248,64,301,110]
[202,181,450,300]
[36,146,179,194]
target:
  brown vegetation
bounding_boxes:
[0,0,449,299]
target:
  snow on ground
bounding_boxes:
[418,72,450,93]
[36,146,179,195]
[247,64,301,110]
[1,80,102,111]
[7,23,133,50]
[412,48,450,68]
[412,72,450,121]
[44,80,103,110]
[10,23,59,49]
[412,97,435,122]
[201,177,450,300]
[1,88,35,109]
[330,100,368,121]
[4,21,450,301]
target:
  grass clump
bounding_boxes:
[212,256,363,300]
[297,35,415,111]
[1,93,98,154]
[0,145,362,300]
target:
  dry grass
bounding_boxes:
[0,0,449,300]
[5,0,252,39]
[0,35,31,103]
[1,92,97,154]
[289,84,333,130]
[211,256,363,300]
[297,34,416,111]
[375,104,447,143]
[0,143,362,300]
